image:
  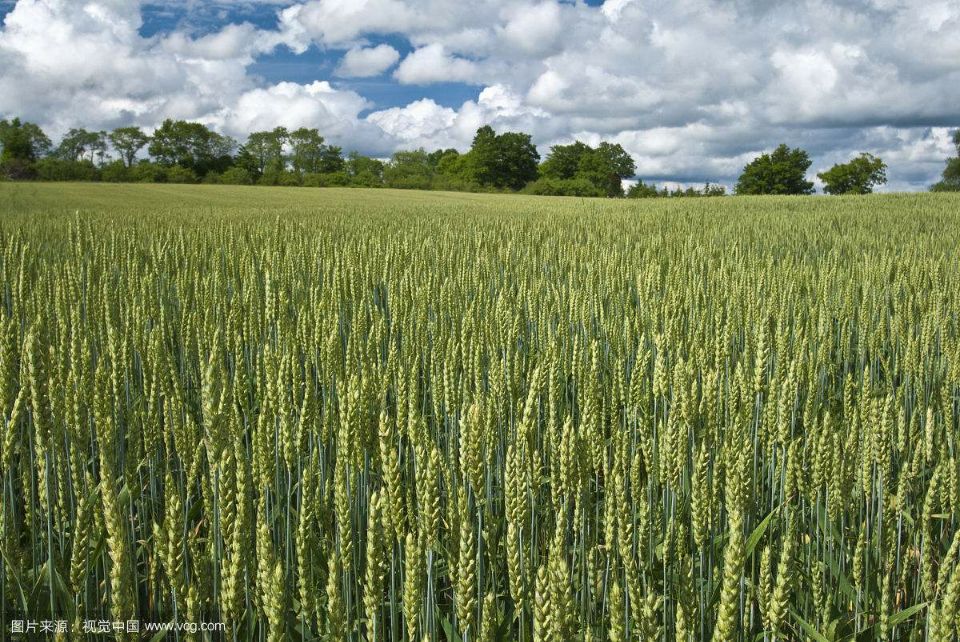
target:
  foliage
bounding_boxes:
[931,130,960,192]
[818,153,887,195]
[164,164,198,184]
[2,184,959,641]
[0,118,51,178]
[35,158,100,181]
[219,166,254,185]
[54,128,108,165]
[469,125,540,190]
[108,127,150,168]
[522,176,604,197]
[735,144,815,195]
[100,160,131,183]
[627,181,727,198]
[148,119,235,176]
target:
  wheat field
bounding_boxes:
[1,183,960,641]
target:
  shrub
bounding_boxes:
[522,177,603,197]
[101,160,131,183]
[35,158,99,182]
[165,165,198,184]
[219,167,254,185]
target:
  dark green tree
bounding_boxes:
[56,128,107,164]
[148,119,235,176]
[931,130,960,192]
[467,126,539,190]
[0,118,51,162]
[818,153,887,195]
[540,141,593,180]
[318,145,345,174]
[237,127,288,177]
[0,118,52,179]
[288,128,324,175]
[577,142,636,197]
[109,127,150,167]
[346,152,384,186]
[735,144,814,195]
[383,149,435,189]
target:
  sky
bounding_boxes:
[0,0,958,191]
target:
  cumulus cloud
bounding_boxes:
[2,0,959,189]
[335,44,400,77]
[393,44,481,85]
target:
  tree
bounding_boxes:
[735,144,814,195]
[540,141,593,180]
[0,118,51,162]
[577,142,636,197]
[0,118,52,179]
[818,153,887,195]
[318,145,345,174]
[346,152,384,187]
[466,126,539,190]
[56,128,107,164]
[288,128,324,175]
[109,127,150,167]
[148,119,234,176]
[237,127,288,178]
[383,149,435,189]
[931,130,960,192]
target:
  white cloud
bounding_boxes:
[1,0,959,189]
[393,44,480,85]
[335,44,400,77]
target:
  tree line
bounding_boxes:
[1,117,956,196]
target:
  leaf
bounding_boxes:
[791,610,831,642]
[888,602,927,627]
[745,507,778,559]
[440,613,464,642]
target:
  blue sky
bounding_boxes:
[1,0,958,190]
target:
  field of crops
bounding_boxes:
[1,183,960,641]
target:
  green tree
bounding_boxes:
[735,144,814,195]
[577,142,636,197]
[540,141,593,180]
[148,119,234,176]
[384,149,435,189]
[318,145,345,174]
[817,153,887,195]
[346,152,384,187]
[467,126,539,190]
[931,130,960,192]
[288,128,324,175]
[0,118,52,179]
[109,127,150,168]
[626,180,661,198]
[56,128,107,164]
[237,127,288,178]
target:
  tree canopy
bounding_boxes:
[108,127,150,167]
[735,144,815,195]
[148,119,235,175]
[541,141,636,197]
[817,153,887,195]
[931,130,960,193]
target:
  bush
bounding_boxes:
[131,161,165,183]
[522,177,603,197]
[219,167,253,185]
[302,172,350,187]
[277,171,302,187]
[1,159,37,180]
[101,160,131,183]
[202,171,222,185]
[35,159,99,182]
[165,165,198,184]
[258,170,301,186]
